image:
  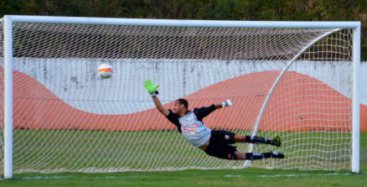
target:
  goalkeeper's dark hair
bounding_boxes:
[176,98,188,109]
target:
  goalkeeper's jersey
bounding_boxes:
[166,105,217,147]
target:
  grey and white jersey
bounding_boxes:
[166,105,217,147]
[178,111,211,147]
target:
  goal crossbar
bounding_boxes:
[4,15,361,28]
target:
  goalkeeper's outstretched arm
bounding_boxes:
[152,95,169,116]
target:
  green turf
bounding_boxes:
[11,130,354,171]
[0,169,366,187]
[12,129,216,170]
[0,132,365,186]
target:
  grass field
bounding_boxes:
[0,132,366,187]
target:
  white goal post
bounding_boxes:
[1,15,361,179]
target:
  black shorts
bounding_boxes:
[204,130,237,160]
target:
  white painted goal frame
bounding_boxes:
[2,15,361,178]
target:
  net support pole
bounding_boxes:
[244,29,340,168]
[352,24,361,173]
[3,15,13,179]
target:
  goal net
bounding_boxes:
[0,17,360,175]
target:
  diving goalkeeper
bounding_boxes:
[145,80,285,160]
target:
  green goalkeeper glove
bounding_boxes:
[144,79,159,96]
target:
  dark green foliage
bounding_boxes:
[0,0,366,60]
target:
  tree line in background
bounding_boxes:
[1,0,366,60]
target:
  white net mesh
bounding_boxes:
[251,30,353,170]
[0,20,353,173]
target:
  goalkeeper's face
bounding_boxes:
[172,101,187,114]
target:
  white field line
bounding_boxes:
[255,172,352,178]
[224,172,359,178]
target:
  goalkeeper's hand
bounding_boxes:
[222,99,232,107]
[144,79,159,96]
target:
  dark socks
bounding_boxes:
[245,135,269,144]
[245,152,273,160]
[245,153,263,160]
[246,151,285,160]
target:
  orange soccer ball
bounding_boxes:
[98,63,113,79]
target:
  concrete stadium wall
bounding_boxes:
[1,58,367,131]
[11,58,365,114]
